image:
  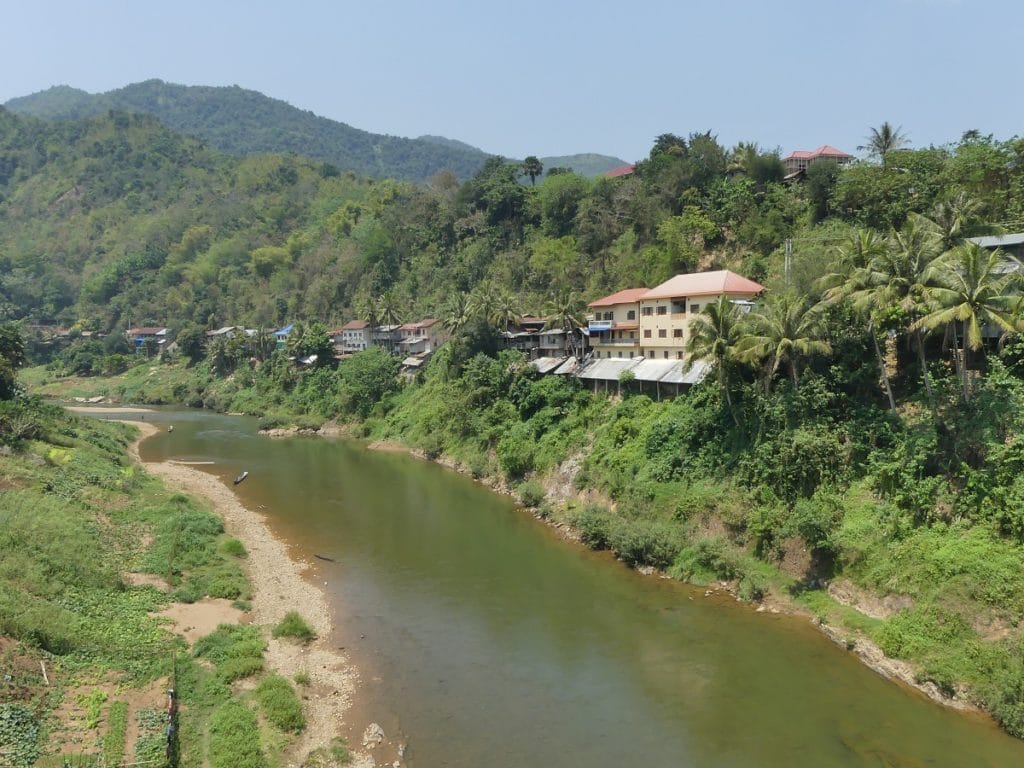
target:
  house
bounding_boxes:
[587,288,648,360]
[273,324,294,351]
[126,327,169,351]
[637,270,764,360]
[606,164,635,178]
[968,233,1024,265]
[782,145,854,176]
[396,319,447,355]
[333,320,372,353]
[499,317,547,356]
[206,326,242,339]
[371,324,402,351]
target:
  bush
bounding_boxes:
[273,611,317,643]
[673,537,741,582]
[607,519,681,570]
[517,479,545,508]
[208,701,266,768]
[194,624,265,682]
[220,538,247,558]
[103,701,129,767]
[256,674,306,733]
[570,504,614,550]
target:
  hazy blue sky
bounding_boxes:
[2,0,1021,162]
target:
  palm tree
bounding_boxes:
[492,290,523,334]
[543,289,586,359]
[726,142,759,176]
[376,290,403,353]
[522,156,544,186]
[821,229,898,415]
[442,292,474,337]
[468,280,500,326]
[734,293,831,392]
[914,242,1022,402]
[685,296,742,422]
[859,121,909,166]
[926,192,995,252]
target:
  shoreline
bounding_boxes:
[125,420,373,765]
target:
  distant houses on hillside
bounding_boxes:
[782,145,854,178]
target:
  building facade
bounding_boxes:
[587,288,647,360]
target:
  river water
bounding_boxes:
[128,409,1024,767]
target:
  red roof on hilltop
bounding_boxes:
[784,145,853,161]
[588,287,649,307]
[642,270,765,300]
[606,164,635,178]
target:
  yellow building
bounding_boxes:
[637,270,764,359]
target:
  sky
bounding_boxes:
[1,0,1021,163]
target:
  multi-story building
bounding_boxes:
[587,288,647,360]
[333,320,372,353]
[396,319,447,355]
[637,270,764,360]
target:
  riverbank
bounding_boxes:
[124,417,380,766]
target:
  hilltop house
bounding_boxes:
[782,145,854,177]
[126,326,169,351]
[333,320,372,353]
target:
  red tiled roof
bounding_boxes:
[785,145,852,161]
[340,320,369,330]
[641,270,765,300]
[588,288,648,307]
[606,164,635,178]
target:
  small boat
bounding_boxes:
[233,471,249,485]
[167,425,174,433]
[314,554,336,563]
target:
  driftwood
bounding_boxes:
[314,554,336,563]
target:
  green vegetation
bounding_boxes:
[273,612,317,643]
[256,674,306,733]
[208,701,266,768]
[103,700,129,767]
[193,624,266,682]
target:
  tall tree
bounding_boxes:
[543,289,586,359]
[442,292,474,337]
[522,156,543,186]
[734,293,831,392]
[685,296,742,422]
[859,121,909,166]
[0,323,25,400]
[492,291,523,334]
[914,242,1021,402]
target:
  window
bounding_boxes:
[656,305,667,315]
[642,306,653,316]
[618,351,623,358]
[673,328,683,338]
[648,351,655,358]
[690,303,701,313]
[629,331,635,339]
[663,351,669,358]
[643,329,652,338]
[677,351,683,359]
[672,301,686,313]
[604,311,613,320]
[658,329,667,338]
[627,310,636,320]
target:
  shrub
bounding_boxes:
[273,611,317,643]
[208,701,266,768]
[570,504,613,550]
[194,624,265,682]
[517,479,545,508]
[607,519,681,570]
[256,674,306,733]
[220,538,247,558]
[293,671,311,686]
[673,537,740,583]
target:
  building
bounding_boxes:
[587,288,648,360]
[637,271,764,360]
[606,164,635,178]
[782,145,854,176]
[126,327,169,351]
[273,324,294,351]
[395,319,447,355]
[371,325,402,351]
[333,320,372,353]
[968,233,1024,264]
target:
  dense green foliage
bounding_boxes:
[208,701,266,768]
[256,674,306,733]
[272,612,317,643]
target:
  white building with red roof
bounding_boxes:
[783,145,854,176]
[333,320,372,353]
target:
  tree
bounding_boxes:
[175,323,207,365]
[442,292,474,337]
[543,289,586,359]
[914,242,1021,402]
[822,229,898,415]
[859,121,909,166]
[492,291,523,334]
[685,297,741,422]
[522,156,543,186]
[734,293,831,391]
[0,323,25,400]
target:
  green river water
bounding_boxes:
[128,409,1024,767]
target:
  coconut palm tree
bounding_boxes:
[685,296,742,422]
[376,290,403,353]
[543,289,586,359]
[468,280,500,326]
[859,121,909,166]
[913,242,1022,402]
[734,293,831,392]
[492,290,523,334]
[820,229,898,415]
[442,292,474,337]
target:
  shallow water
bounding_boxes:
[127,409,1024,767]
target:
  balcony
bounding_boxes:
[592,338,639,346]
[588,320,613,332]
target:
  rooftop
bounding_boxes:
[606,164,635,178]
[968,233,1024,249]
[642,270,765,300]
[588,287,649,307]
[340,320,370,330]
[784,145,853,161]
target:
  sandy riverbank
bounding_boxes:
[125,420,374,765]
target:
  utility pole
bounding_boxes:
[784,239,793,284]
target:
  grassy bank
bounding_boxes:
[0,398,327,766]
[21,348,1024,738]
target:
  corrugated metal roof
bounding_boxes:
[661,360,712,385]
[576,358,636,380]
[553,357,580,375]
[629,359,679,382]
[968,233,1024,249]
[531,356,569,374]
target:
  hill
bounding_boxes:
[6,80,493,182]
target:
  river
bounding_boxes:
[127,408,1024,767]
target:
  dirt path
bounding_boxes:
[126,420,367,765]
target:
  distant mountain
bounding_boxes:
[6,82,627,182]
[538,153,628,178]
[5,81,491,183]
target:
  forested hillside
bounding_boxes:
[6,80,494,182]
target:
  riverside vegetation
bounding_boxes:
[0,368,318,763]
[6,103,1024,738]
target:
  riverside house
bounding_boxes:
[587,288,648,360]
[333,320,372,353]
